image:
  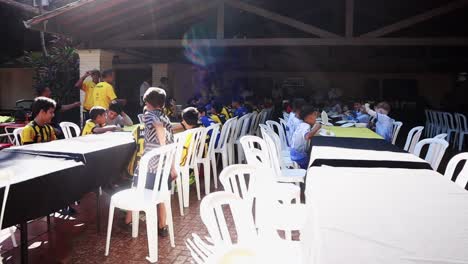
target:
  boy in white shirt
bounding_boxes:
[286,98,305,141]
[290,105,322,169]
[365,102,394,142]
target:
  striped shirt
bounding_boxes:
[142,109,174,172]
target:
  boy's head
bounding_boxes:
[299,105,319,125]
[376,101,391,115]
[211,102,223,115]
[101,69,114,83]
[231,96,243,108]
[181,107,199,127]
[32,97,56,124]
[197,106,207,117]
[90,69,100,83]
[353,102,362,111]
[35,84,52,98]
[293,98,306,113]
[89,106,107,125]
[108,101,122,120]
[144,87,166,109]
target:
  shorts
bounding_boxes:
[133,172,172,191]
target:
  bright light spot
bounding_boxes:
[74,223,85,227]
[28,241,43,249]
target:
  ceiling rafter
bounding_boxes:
[361,0,468,37]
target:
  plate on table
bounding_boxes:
[340,123,355,128]
[319,129,336,137]
[330,114,342,118]
[335,120,349,124]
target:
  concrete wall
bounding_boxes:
[0,68,35,109]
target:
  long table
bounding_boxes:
[0,132,135,263]
[305,166,468,263]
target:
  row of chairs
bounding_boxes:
[425,110,468,150]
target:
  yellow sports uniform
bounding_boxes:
[180,133,193,166]
[81,120,98,135]
[21,121,56,144]
[92,81,117,109]
[81,80,96,111]
[127,124,145,175]
[221,107,232,119]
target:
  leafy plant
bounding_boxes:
[21,35,79,104]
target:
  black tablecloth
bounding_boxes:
[0,140,134,227]
[309,137,432,170]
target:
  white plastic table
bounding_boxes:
[305,166,468,264]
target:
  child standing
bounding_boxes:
[365,102,394,142]
[290,105,322,169]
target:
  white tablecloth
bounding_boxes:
[305,167,468,264]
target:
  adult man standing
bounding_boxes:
[139,76,151,107]
[75,69,100,120]
[92,69,126,109]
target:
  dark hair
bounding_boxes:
[197,106,207,114]
[299,105,319,120]
[101,69,114,78]
[32,97,56,117]
[232,96,244,104]
[182,107,199,126]
[377,101,391,113]
[144,87,166,108]
[90,69,101,76]
[109,101,122,115]
[245,104,253,113]
[35,84,49,96]
[212,102,223,114]
[293,98,306,111]
[89,106,107,121]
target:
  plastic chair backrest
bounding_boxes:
[200,191,256,245]
[199,124,220,159]
[247,111,258,135]
[233,113,252,141]
[434,133,447,139]
[413,138,449,170]
[279,118,290,145]
[137,114,144,124]
[219,164,258,207]
[13,127,24,146]
[240,135,272,168]
[182,127,204,168]
[136,143,177,199]
[444,153,468,190]
[266,120,288,150]
[194,127,208,160]
[4,126,17,145]
[391,121,403,145]
[59,122,81,139]
[456,113,468,132]
[259,110,268,125]
[0,170,12,230]
[444,112,456,130]
[404,126,424,153]
[261,130,283,176]
[215,117,237,150]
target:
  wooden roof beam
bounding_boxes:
[224,0,341,38]
[100,38,468,48]
[345,0,354,37]
[361,0,468,37]
[0,0,39,15]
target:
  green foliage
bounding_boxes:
[21,36,79,104]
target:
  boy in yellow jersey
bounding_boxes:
[92,69,126,109]
[127,123,145,176]
[75,69,100,120]
[81,106,121,135]
[21,97,57,144]
[210,102,227,125]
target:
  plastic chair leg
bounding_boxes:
[221,151,228,170]
[460,133,465,151]
[182,169,190,208]
[204,160,211,195]
[9,227,17,247]
[104,204,115,256]
[194,165,201,201]
[132,211,139,238]
[175,176,184,216]
[164,200,175,248]
[145,208,158,263]
[211,157,218,189]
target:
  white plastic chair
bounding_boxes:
[137,114,144,124]
[443,112,458,145]
[434,133,448,139]
[232,113,253,164]
[455,113,468,151]
[59,122,81,139]
[391,121,403,145]
[185,233,214,264]
[105,143,177,263]
[200,191,257,245]
[266,120,289,151]
[195,124,220,195]
[260,125,297,169]
[404,126,424,153]
[213,117,237,173]
[413,138,449,171]
[0,170,18,264]
[174,128,204,209]
[279,118,291,147]
[12,127,24,146]
[429,110,439,137]
[424,109,431,137]
[444,153,468,190]
[247,111,258,135]
[283,112,290,122]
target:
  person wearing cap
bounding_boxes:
[75,69,100,120]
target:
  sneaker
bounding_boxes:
[158,226,169,237]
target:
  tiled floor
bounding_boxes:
[0,182,214,264]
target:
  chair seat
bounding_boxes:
[111,189,168,211]
[277,169,306,183]
[274,183,301,201]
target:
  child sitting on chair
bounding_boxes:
[287,98,306,142]
[106,101,133,127]
[290,105,322,169]
[365,101,394,142]
[81,106,121,135]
